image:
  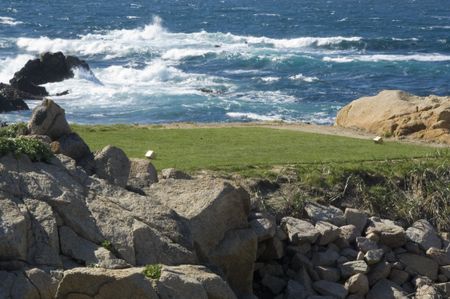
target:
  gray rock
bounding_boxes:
[340,248,358,259]
[260,236,284,261]
[426,247,450,266]
[312,248,340,267]
[368,261,392,286]
[284,280,307,299]
[161,168,192,180]
[338,224,359,243]
[344,208,368,234]
[364,249,384,265]
[315,266,340,282]
[0,198,29,261]
[280,217,320,244]
[339,260,369,278]
[128,158,158,189]
[28,98,71,140]
[312,280,348,299]
[415,284,441,299]
[345,273,369,295]
[94,145,131,187]
[25,268,60,299]
[366,217,406,248]
[388,269,409,286]
[366,279,408,299]
[304,202,345,226]
[51,132,94,173]
[441,265,450,279]
[356,237,378,253]
[261,274,286,295]
[315,221,340,245]
[406,219,442,251]
[250,216,276,242]
[398,253,439,280]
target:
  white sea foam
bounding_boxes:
[226,112,283,121]
[260,76,280,82]
[0,54,34,83]
[289,74,319,82]
[0,16,23,26]
[15,16,361,61]
[323,53,450,63]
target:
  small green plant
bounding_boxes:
[0,122,28,138]
[101,240,113,251]
[0,137,53,162]
[143,264,162,279]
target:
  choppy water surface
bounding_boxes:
[1,0,449,124]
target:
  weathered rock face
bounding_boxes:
[336,90,450,143]
[94,145,131,187]
[28,98,72,140]
[9,52,90,96]
[56,265,236,299]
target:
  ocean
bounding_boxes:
[1,0,449,124]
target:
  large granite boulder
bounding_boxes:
[9,52,90,96]
[336,90,450,143]
[94,145,131,187]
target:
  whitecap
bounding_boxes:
[0,54,34,83]
[0,16,23,26]
[226,112,283,121]
[323,53,450,63]
[289,74,319,82]
[260,76,280,82]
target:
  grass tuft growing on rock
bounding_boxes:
[101,240,113,251]
[143,264,162,279]
[0,137,53,162]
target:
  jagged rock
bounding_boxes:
[28,98,72,140]
[336,90,450,144]
[10,52,90,96]
[368,261,392,286]
[313,280,348,299]
[366,217,406,248]
[304,202,345,226]
[312,248,340,266]
[366,279,408,299]
[398,253,439,280]
[406,219,442,251]
[415,284,442,299]
[345,273,369,295]
[315,221,340,245]
[280,217,320,244]
[259,236,284,260]
[344,208,368,234]
[94,145,131,187]
[441,265,450,279]
[127,158,158,189]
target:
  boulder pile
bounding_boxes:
[1,98,449,298]
[336,90,450,144]
[251,202,450,298]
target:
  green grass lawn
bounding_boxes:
[72,124,447,171]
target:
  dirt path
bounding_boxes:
[148,121,448,148]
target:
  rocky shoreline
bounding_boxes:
[1,98,450,298]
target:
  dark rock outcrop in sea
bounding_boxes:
[0,52,91,113]
[10,51,90,96]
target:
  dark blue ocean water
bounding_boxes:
[1,0,450,124]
